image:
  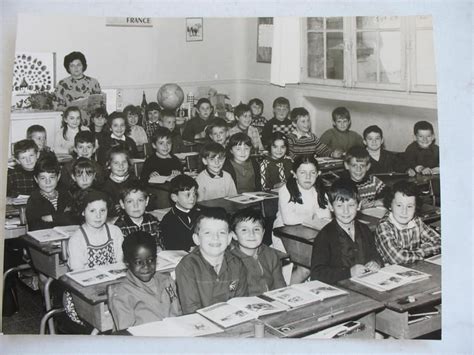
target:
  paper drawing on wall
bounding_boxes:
[186,18,203,42]
[12,52,55,95]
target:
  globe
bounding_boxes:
[157,83,185,110]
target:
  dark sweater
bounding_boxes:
[261,117,294,147]
[368,149,406,175]
[222,158,261,193]
[97,135,138,165]
[182,116,208,142]
[311,219,382,285]
[403,142,439,170]
[25,187,76,231]
[160,205,201,251]
[140,154,183,181]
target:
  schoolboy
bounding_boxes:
[182,98,213,142]
[115,180,164,250]
[175,207,248,314]
[222,133,261,193]
[286,107,340,159]
[160,174,201,251]
[140,127,183,182]
[262,97,293,146]
[227,103,264,152]
[159,109,185,154]
[142,102,161,141]
[195,142,237,201]
[320,107,364,153]
[248,98,267,136]
[205,117,229,147]
[404,121,440,177]
[108,231,181,330]
[7,139,39,197]
[26,125,55,161]
[25,156,76,231]
[59,130,106,190]
[363,125,405,175]
[375,181,441,265]
[311,179,382,284]
[230,208,286,296]
[341,146,386,209]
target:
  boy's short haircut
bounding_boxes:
[363,125,383,139]
[90,107,108,119]
[74,130,95,146]
[413,120,434,135]
[123,105,141,117]
[383,180,422,213]
[170,174,198,195]
[146,102,161,112]
[26,125,46,138]
[119,179,149,201]
[72,157,97,176]
[345,146,370,164]
[227,132,252,150]
[205,117,228,135]
[194,207,228,234]
[122,231,157,262]
[195,98,211,109]
[14,139,38,158]
[34,156,60,177]
[200,142,226,159]
[332,107,351,121]
[290,107,310,123]
[328,179,359,204]
[230,207,264,232]
[272,97,290,108]
[160,109,176,120]
[248,98,264,109]
[233,103,251,118]
[151,127,172,144]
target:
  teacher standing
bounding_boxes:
[54,51,102,115]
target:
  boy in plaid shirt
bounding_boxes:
[375,181,441,265]
[114,180,163,250]
[7,139,39,197]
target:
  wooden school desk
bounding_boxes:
[117,290,382,339]
[21,234,69,333]
[339,261,441,339]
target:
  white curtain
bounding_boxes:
[270,17,302,87]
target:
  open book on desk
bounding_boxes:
[224,194,264,204]
[128,313,224,337]
[197,296,289,328]
[156,250,188,272]
[350,264,431,292]
[242,191,278,200]
[65,263,128,287]
[425,254,441,266]
[27,227,73,243]
[263,280,348,309]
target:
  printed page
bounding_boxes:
[381,264,431,283]
[264,286,319,308]
[292,280,348,300]
[66,268,116,287]
[197,302,256,328]
[53,225,80,238]
[27,228,69,243]
[128,320,181,337]
[425,254,442,266]
[224,194,263,204]
[163,314,224,336]
[227,296,289,317]
[95,263,128,279]
[242,191,278,199]
[351,269,412,291]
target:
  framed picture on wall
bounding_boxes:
[257,17,273,63]
[186,18,203,42]
[12,52,56,95]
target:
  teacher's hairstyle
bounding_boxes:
[64,51,87,73]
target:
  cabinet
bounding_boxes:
[302,16,436,94]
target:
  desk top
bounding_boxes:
[377,173,439,187]
[339,261,441,313]
[198,197,262,214]
[59,274,120,305]
[20,234,64,255]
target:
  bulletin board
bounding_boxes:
[256,17,273,63]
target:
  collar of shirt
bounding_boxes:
[197,248,227,276]
[206,168,223,178]
[388,212,416,230]
[111,133,126,141]
[109,173,129,183]
[293,130,311,139]
[175,204,191,214]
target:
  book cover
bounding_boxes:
[197,302,256,328]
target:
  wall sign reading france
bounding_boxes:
[106,17,153,27]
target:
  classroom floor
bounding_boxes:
[2,279,43,334]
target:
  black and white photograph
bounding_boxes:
[0,1,472,354]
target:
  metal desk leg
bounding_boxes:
[90,328,100,335]
[43,276,56,334]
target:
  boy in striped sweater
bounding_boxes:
[287,107,342,159]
